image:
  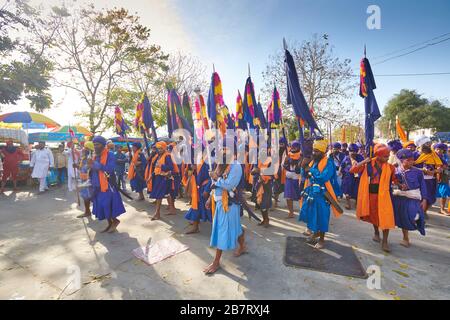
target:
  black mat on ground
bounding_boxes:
[284,236,368,279]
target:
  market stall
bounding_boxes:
[0,128,31,185]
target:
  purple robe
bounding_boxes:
[91,151,126,220]
[392,167,426,235]
[340,154,364,199]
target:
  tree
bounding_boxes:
[380,89,450,138]
[0,0,54,111]
[35,4,168,134]
[262,34,355,132]
[107,51,208,133]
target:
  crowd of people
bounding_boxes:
[1,134,449,275]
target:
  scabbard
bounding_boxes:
[323,190,344,214]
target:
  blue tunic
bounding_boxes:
[415,161,438,205]
[340,154,364,199]
[210,163,243,251]
[284,158,301,200]
[91,151,126,220]
[129,152,146,193]
[436,155,450,198]
[114,152,127,176]
[148,153,174,199]
[299,158,335,233]
[185,162,212,222]
[393,167,426,235]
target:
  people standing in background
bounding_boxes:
[340,143,364,210]
[64,141,80,192]
[0,140,25,193]
[342,143,349,156]
[128,142,146,201]
[434,143,450,216]
[330,142,344,198]
[30,141,54,194]
[75,141,95,218]
[414,136,442,219]
[54,144,67,186]
[283,141,302,219]
[114,145,127,191]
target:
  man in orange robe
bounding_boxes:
[350,143,397,252]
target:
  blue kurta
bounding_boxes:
[148,153,174,199]
[393,167,426,235]
[114,152,127,176]
[340,154,364,199]
[129,152,146,193]
[91,151,126,220]
[284,158,301,200]
[436,155,450,198]
[210,163,243,251]
[415,161,437,205]
[299,157,335,233]
[185,162,212,222]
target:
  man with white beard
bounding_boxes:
[30,141,54,194]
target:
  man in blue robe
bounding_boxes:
[299,139,338,249]
[204,149,246,274]
[90,136,126,233]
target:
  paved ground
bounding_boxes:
[0,185,449,300]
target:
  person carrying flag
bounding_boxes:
[350,143,396,252]
[299,139,341,249]
[283,140,302,218]
[146,141,175,220]
[89,136,126,233]
[128,142,146,201]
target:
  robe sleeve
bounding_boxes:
[48,150,54,167]
[215,164,242,191]
[349,163,365,174]
[92,152,116,174]
[30,151,36,167]
[309,158,335,184]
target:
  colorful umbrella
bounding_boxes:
[52,125,92,136]
[0,112,60,128]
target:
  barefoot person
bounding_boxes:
[1,140,25,193]
[76,141,95,218]
[298,139,341,249]
[252,147,274,227]
[89,136,126,233]
[351,143,396,252]
[128,142,146,201]
[184,158,212,234]
[283,141,302,218]
[392,149,426,247]
[204,151,246,275]
[145,141,174,220]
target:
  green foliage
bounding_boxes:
[0,0,53,111]
[380,89,450,137]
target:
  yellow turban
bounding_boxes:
[84,141,94,151]
[313,139,329,153]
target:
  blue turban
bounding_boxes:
[388,140,403,152]
[332,142,341,149]
[397,148,414,160]
[291,141,301,150]
[434,143,448,151]
[92,136,107,146]
[348,143,359,153]
[279,137,288,145]
[132,142,142,149]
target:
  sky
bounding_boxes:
[3,0,450,130]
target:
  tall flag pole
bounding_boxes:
[396,115,408,142]
[359,47,381,157]
[115,106,133,163]
[284,38,321,150]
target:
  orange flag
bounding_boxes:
[396,115,407,142]
[341,127,346,142]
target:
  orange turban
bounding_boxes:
[374,143,390,157]
[155,141,167,150]
[403,141,415,149]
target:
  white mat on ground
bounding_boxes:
[132,238,189,265]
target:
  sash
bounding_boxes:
[356,159,395,230]
[94,149,109,192]
[127,148,141,180]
